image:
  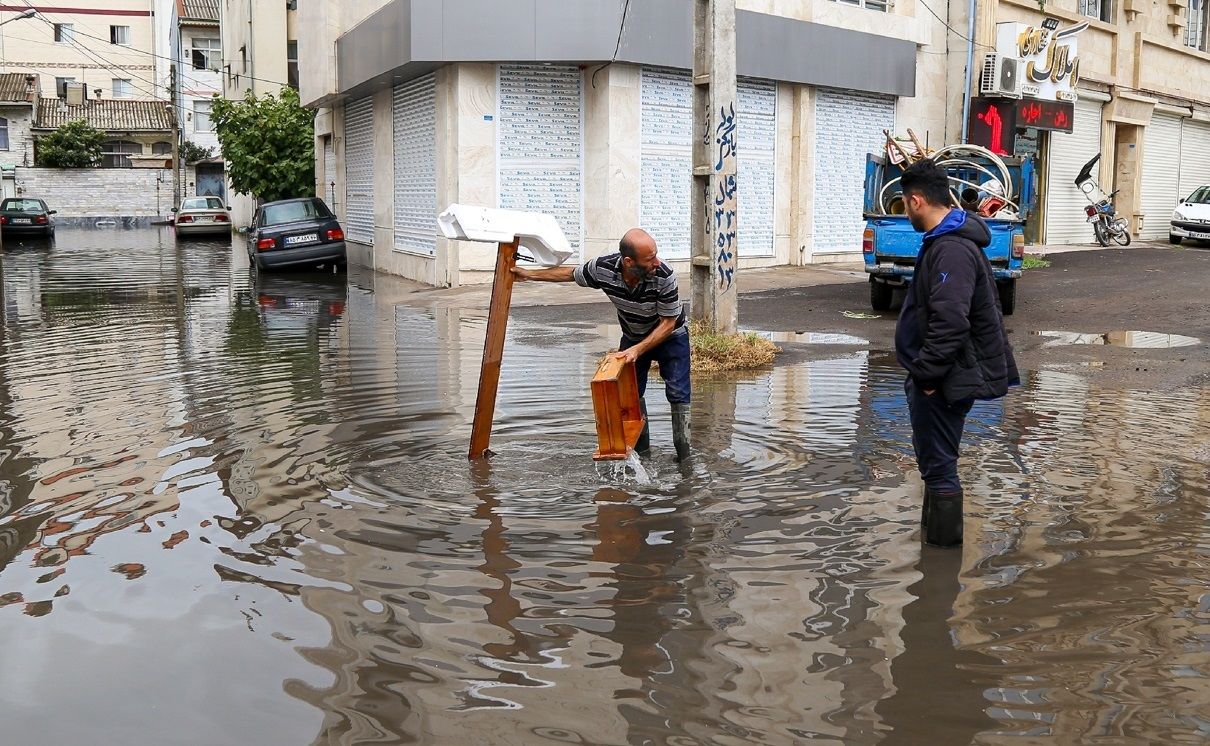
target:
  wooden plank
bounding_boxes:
[468,239,519,460]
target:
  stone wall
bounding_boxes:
[12,167,197,221]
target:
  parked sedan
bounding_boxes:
[174,196,232,237]
[247,197,345,271]
[1170,185,1210,245]
[0,198,56,238]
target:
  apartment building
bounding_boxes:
[958,0,1210,244]
[218,0,299,222]
[0,1,161,100]
[295,1,956,286]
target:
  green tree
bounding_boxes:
[36,119,104,168]
[180,139,214,164]
[211,88,314,203]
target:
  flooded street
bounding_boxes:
[1,228,1208,744]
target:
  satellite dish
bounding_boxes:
[438,204,573,267]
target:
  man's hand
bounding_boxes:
[614,348,641,365]
[511,267,532,281]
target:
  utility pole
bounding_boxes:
[690,0,738,334]
[170,63,181,208]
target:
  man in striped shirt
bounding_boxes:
[513,228,691,461]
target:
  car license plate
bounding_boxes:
[285,233,318,246]
[12,218,30,224]
[195,216,213,222]
[1192,232,1210,240]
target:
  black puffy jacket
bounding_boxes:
[895,212,1020,403]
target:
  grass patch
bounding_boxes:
[1023,254,1052,269]
[688,320,780,373]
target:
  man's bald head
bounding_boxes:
[619,228,661,284]
[620,228,656,260]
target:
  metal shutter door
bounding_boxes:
[323,135,336,208]
[812,89,896,255]
[640,68,693,259]
[739,78,776,258]
[1140,113,1183,240]
[639,69,777,260]
[393,74,437,255]
[1044,99,1102,245]
[344,97,375,245]
[1179,119,1210,199]
[497,64,582,258]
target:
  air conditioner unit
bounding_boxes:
[979,54,1022,99]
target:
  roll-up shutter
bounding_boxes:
[812,89,896,256]
[1179,119,1210,200]
[497,64,583,258]
[322,135,336,209]
[1044,98,1103,245]
[392,74,437,255]
[1140,113,1183,240]
[639,68,777,260]
[343,97,375,245]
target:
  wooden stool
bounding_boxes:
[591,354,646,461]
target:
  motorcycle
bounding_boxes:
[1074,154,1131,247]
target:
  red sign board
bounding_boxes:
[967,97,1076,155]
[1015,99,1075,133]
[967,99,1018,156]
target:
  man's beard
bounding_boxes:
[625,265,649,281]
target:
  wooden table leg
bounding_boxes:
[468,239,519,460]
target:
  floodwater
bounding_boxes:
[1,228,1208,745]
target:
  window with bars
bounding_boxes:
[1078,0,1113,22]
[832,0,889,10]
[1188,0,1208,50]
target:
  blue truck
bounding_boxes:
[862,152,1036,316]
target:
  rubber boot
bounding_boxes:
[924,488,963,547]
[671,402,691,463]
[921,487,936,528]
[635,397,651,456]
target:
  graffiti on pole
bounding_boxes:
[714,102,738,292]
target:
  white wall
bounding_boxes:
[0,107,35,169]
[13,167,195,218]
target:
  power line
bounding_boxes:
[17,0,293,90]
[917,0,994,51]
[591,0,632,89]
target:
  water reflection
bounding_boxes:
[0,228,1207,743]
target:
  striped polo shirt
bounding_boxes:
[574,253,684,340]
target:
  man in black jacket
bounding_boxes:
[894,159,1019,547]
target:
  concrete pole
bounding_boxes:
[690,0,739,335]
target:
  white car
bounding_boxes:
[1170,185,1210,245]
[174,196,232,237]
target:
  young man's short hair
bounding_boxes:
[900,159,953,208]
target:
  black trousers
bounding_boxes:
[905,378,973,493]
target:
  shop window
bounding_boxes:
[1078,0,1112,22]
[101,140,142,168]
[1188,0,1208,50]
